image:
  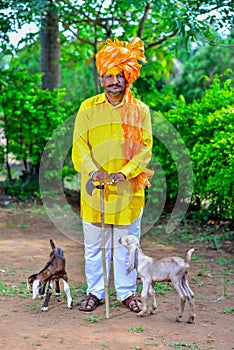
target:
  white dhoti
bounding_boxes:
[82,213,142,301]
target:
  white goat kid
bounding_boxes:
[119,235,196,323]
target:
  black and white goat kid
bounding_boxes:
[119,235,196,323]
[27,239,73,311]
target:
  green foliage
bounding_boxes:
[157,75,233,218]
[175,38,234,103]
[0,67,74,197]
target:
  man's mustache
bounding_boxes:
[107,84,123,87]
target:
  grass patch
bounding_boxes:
[144,337,159,346]
[85,315,101,323]
[0,281,29,298]
[137,282,174,296]
[220,308,234,315]
[128,326,144,333]
[148,220,233,251]
[168,342,200,349]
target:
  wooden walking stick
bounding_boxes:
[86,179,110,319]
[100,183,110,319]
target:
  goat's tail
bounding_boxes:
[185,248,194,263]
[50,239,56,250]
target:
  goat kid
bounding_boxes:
[119,235,196,323]
[27,239,73,311]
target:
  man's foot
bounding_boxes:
[122,295,142,313]
[77,293,100,311]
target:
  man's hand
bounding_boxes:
[110,172,126,183]
[92,171,113,184]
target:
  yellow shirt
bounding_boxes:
[72,93,152,225]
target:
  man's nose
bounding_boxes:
[112,75,119,84]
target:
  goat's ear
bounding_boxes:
[134,248,139,271]
[126,246,137,275]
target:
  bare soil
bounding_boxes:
[0,206,233,350]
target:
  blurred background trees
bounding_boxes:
[0,0,233,219]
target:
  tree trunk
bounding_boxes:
[40,2,60,90]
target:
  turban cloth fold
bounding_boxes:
[95,37,146,84]
[96,37,152,191]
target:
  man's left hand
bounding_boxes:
[110,172,126,183]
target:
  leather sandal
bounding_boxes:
[122,295,142,313]
[77,293,100,311]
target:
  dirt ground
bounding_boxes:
[0,206,233,350]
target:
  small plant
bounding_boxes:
[128,326,144,333]
[41,334,49,339]
[18,222,29,229]
[168,342,199,349]
[0,281,29,298]
[110,300,122,307]
[220,308,234,315]
[155,282,174,295]
[144,337,159,346]
[85,315,101,323]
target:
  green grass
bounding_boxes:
[220,308,234,315]
[168,342,200,349]
[137,282,174,296]
[0,281,29,298]
[85,315,101,323]
[148,221,234,251]
[144,337,159,346]
[128,326,144,333]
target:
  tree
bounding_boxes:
[40,0,60,90]
[1,0,233,91]
[175,36,234,102]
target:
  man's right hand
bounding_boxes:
[92,171,113,184]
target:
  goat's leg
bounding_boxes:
[63,280,73,309]
[38,283,46,299]
[182,276,196,324]
[137,277,150,317]
[149,283,157,314]
[54,279,61,296]
[41,280,54,312]
[172,279,187,322]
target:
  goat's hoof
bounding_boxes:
[187,316,196,324]
[67,301,73,309]
[41,306,48,312]
[38,295,45,299]
[176,316,182,322]
[137,311,146,317]
[55,293,61,297]
[150,309,156,314]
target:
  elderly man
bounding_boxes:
[72,37,153,312]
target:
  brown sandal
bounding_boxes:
[77,293,100,312]
[123,295,142,313]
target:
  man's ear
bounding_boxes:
[99,76,104,87]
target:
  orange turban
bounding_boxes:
[95,37,146,83]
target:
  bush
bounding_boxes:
[0,68,74,195]
[151,75,233,219]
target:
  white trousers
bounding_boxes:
[82,214,142,301]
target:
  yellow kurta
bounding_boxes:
[72,93,152,225]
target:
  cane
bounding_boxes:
[86,178,110,319]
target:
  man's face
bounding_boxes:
[100,72,126,97]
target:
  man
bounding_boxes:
[72,37,152,312]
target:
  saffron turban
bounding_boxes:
[95,37,147,84]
